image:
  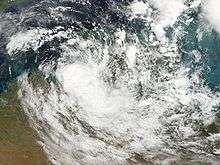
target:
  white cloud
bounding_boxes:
[203,0,220,33]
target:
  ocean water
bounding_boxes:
[0,0,220,164]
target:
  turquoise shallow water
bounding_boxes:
[199,30,220,90]
[178,10,220,91]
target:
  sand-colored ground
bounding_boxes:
[0,82,50,165]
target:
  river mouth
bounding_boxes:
[1,0,220,164]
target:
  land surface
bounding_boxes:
[0,82,50,165]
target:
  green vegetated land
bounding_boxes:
[0,81,50,165]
